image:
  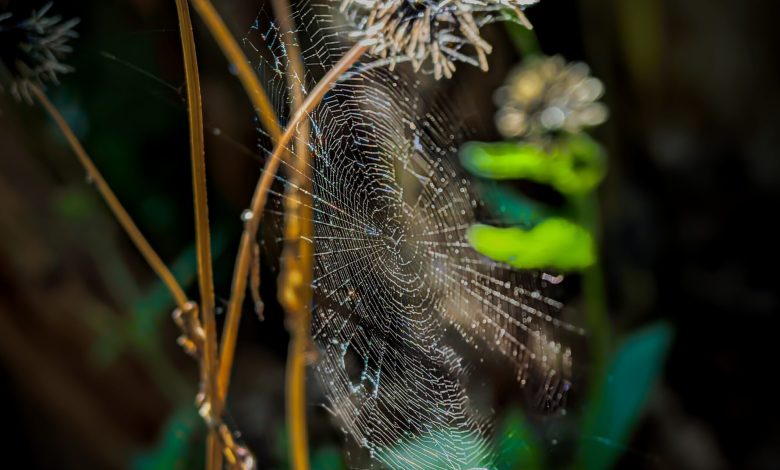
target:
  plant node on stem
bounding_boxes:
[172,302,257,469]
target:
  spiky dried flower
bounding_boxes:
[340,0,539,79]
[0,3,79,103]
[494,55,609,138]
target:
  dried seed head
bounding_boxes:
[494,55,609,138]
[0,3,79,103]
[340,0,539,79]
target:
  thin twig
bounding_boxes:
[30,84,189,310]
[269,0,313,466]
[173,1,220,468]
[185,0,283,407]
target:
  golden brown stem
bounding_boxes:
[30,84,189,310]
[173,1,220,468]
[172,303,257,469]
[185,0,282,412]
[269,0,313,466]
[217,42,369,403]
[286,328,311,470]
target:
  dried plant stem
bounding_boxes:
[184,0,283,408]
[33,79,248,467]
[189,0,282,143]
[286,323,311,469]
[173,1,220,468]
[217,42,369,402]
[30,84,189,309]
[269,0,313,466]
[172,303,256,469]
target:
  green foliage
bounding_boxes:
[573,323,674,470]
[311,447,348,470]
[377,412,546,470]
[377,429,491,470]
[461,135,604,272]
[477,181,563,228]
[274,426,347,470]
[459,45,672,468]
[485,324,674,470]
[89,243,198,365]
[375,320,673,470]
[493,409,543,470]
[133,408,202,470]
[503,17,542,57]
[460,134,607,198]
[55,186,99,221]
[468,218,595,270]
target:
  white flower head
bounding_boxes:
[340,0,539,79]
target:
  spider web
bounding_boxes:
[245,3,585,468]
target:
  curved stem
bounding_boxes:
[217,43,368,403]
[30,84,189,309]
[184,0,282,408]
[173,1,220,468]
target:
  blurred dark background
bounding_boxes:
[1,0,778,468]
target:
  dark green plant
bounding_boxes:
[457,24,674,469]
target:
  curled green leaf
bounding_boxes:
[467,218,596,271]
[460,134,607,197]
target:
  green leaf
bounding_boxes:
[467,218,596,271]
[133,408,201,470]
[377,428,491,470]
[311,446,347,470]
[574,323,674,470]
[460,135,607,197]
[275,427,347,470]
[494,409,543,470]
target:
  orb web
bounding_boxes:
[245,3,585,468]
